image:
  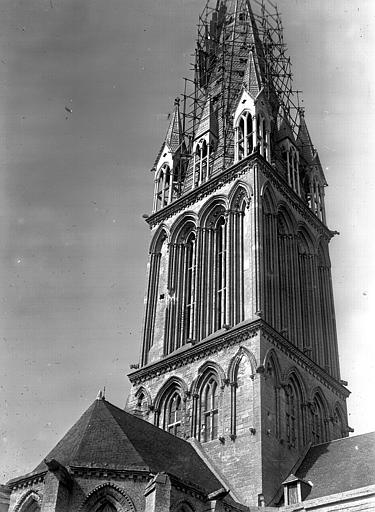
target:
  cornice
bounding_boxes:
[259,321,350,399]
[259,161,332,239]
[128,320,261,385]
[7,472,46,490]
[146,154,333,240]
[69,466,150,481]
[128,319,349,399]
[146,156,255,228]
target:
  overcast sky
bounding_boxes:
[0,0,374,482]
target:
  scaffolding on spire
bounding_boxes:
[169,0,305,199]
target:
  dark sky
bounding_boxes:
[1,0,374,481]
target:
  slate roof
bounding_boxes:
[18,398,222,495]
[295,432,375,500]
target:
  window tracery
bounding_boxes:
[165,391,183,437]
[284,376,303,449]
[214,216,227,330]
[311,394,326,445]
[193,139,210,187]
[154,164,173,212]
[200,376,219,442]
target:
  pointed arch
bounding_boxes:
[282,366,308,402]
[228,180,252,210]
[142,226,169,365]
[297,224,316,255]
[277,204,296,235]
[167,215,198,354]
[261,182,277,214]
[78,483,135,512]
[149,225,169,254]
[198,195,228,226]
[282,367,308,448]
[170,212,198,244]
[154,376,188,412]
[198,198,229,337]
[276,205,298,341]
[262,349,282,439]
[227,346,257,383]
[191,360,226,394]
[310,387,329,445]
[227,347,256,438]
[14,491,42,512]
[262,348,281,385]
[133,386,152,416]
[172,499,196,512]
[228,182,251,325]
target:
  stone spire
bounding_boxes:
[164,98,183,154]
[296,111,316,163]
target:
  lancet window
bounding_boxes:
[311,394,326,445]
[154,164,173,212]
[165,222,197,354]
[164,391,183,437]
[214,216,227,331]
[183,232,196,342]
[141,230,167,366]
[285,377,303,449]
[282,146,300,196]
[308,176,325,223]
[200,376,219,442]
[236,111,253,161]
[193,139,210,187]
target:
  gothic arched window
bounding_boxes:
[183,231,196,342]
[164,391,183,437]
[193,139,209,187]
[311,394,326,445]
[236,111,253,161]
[285,377,303,449]
[200,376,219,442]
[215,216,226,330]
[154,164,173,211]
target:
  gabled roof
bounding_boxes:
[153,98,183,168]
[164,99,183,154]
[295,432,375,500]
[296,113,315,163]
[14,398,223,495]
[243,48,262,99]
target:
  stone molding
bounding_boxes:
[129,319,349,400]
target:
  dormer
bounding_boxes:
[192,95,218,188]
[276,108,301,196]
[233,48,271,164]
[152,99,184,212]
[282,474,312,506]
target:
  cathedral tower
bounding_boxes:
[127,0,350,506]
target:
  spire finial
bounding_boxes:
[96,388,106,400]
[174,97,180,107]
